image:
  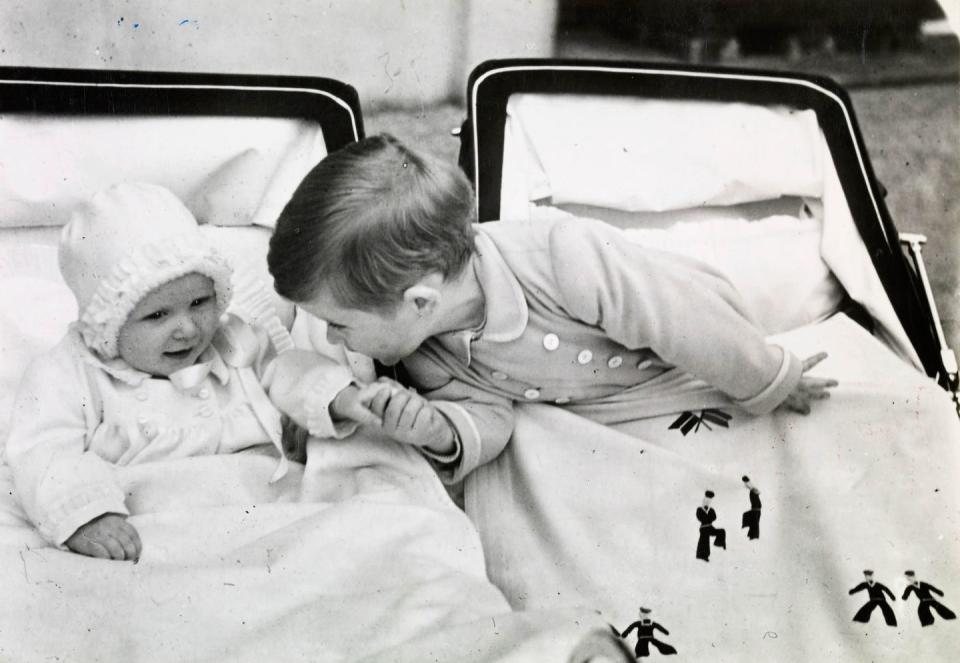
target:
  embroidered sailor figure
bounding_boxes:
[695,490,726,561]
[849,570,897,626]
[902,570,956,627]
[620,607,677,658]
[740,475,761,540]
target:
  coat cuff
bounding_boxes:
[303,366,359,439]
[46,488,130,546]
[427,402,479,484]
[418,421,463,465]
[735,345,803,415]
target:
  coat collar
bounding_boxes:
[472,227,528,343]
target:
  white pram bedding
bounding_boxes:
[458,93,960,661]
[467,313,960,661]
[0,435,618,662]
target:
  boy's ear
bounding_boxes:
[403,281,442,316]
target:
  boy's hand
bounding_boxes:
[330,384,383,427]
[781,352,838,415]
[366,378,456,455]
[65,513,141,562]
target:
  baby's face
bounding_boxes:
[117,273,218,377]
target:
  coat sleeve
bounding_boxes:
[262,348,357,439]
[215,313,359,440]
[548,220,802,415]
[402,350,515,484]
[3,346,128,546]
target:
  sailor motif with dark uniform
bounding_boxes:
[741,475,761,540]
[902,570,956,627]
[849,570,897,626]
[620,607,677,658]
[696,490,726,561]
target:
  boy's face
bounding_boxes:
[302,287,431,365]
[117,273,219,376]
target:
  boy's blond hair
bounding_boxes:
[268,133,476,311]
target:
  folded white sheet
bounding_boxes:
[467,313,960,662]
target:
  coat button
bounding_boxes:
[137,415,149,425]
[492,371,508,380]
[197,388,211,400]
[637,359,653,370]
[542,333,560,351]
[523,388,541,400]
[607,355,623,368]
[577,350,593,365]
[554,396,571,404]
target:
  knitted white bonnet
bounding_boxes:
[59,182,233,359]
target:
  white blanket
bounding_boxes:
[0,435,624,662]
[467,315,960,661]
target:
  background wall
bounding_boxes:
[0,0,558,108]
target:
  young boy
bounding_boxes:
[267,134,836,483]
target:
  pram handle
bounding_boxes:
[900,232,960,415]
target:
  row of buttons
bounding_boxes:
[492,358,656,384]
[539,333,659,371]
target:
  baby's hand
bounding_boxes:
[65,513,142,562]
[781,352,838,415]
[366,378,456,455]
[330,384,384,427]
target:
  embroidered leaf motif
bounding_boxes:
[668,409,731,435]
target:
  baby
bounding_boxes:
[4,183,379,561]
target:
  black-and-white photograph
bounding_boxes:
[1,2,957,661]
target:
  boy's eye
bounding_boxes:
[143,309,167,321]
[191,296,213,308]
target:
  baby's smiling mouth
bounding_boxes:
[163,347,193,360]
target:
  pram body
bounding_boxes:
[0,65,630,663]
[452,59,960,662]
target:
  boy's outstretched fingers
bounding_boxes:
[802,352,829,372]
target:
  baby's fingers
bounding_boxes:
[115,523,143,562]
[74,536,112,559]
[96,534,128,561]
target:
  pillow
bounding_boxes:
[199,225,295,329]
[504,94,824,213]
[187,149,272,227]
[0,115,326,229]
[0,243,77,444]
[530,203,843,335]
[622,213,843,334]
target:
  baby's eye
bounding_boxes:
[191,296,213,308]
[143,309,167,321]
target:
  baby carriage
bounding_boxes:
[453,59,960,661]
[0,65,632,663]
